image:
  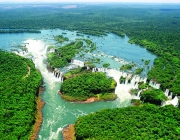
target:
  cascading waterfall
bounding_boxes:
[162,96,179,107]
[164,89,169,97]
[137,90,142,98]
[162,89,178,107]
[87,66,177,105]
[105,69,147,102]
[71,59,84,67]
[53,69,64,82]
[168,92,173,99]
[149,80,160,89]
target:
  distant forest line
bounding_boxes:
[0,3,180,94]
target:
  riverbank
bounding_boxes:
[62,124,75,140]
[59,92,117,103]
[29,86,45,140]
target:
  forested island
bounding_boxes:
[60,68,117,102]
[0,50,42,139]
[54,35,69,43]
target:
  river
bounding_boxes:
[0,29,156,139]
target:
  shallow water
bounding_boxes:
[0,29,156,139]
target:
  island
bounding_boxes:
[54,35,69,43]
[59,67,117,102]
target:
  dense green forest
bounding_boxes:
[60,72,116,101]
[0,29,41,34]
[0,3,179,94]
[75,104,180,139]
[0,50,42,139]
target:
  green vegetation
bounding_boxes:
[102,63,110,68]
[120,64,134,71]
[148,57,180,94]
[0,29,41,34]
[144,60,150,65]
[95,58,101,63]
[63,67,87,79]
[0,50,42,139]
[75,105,180,139]
[54,35,69,43]
[138,82,150,90]
[82,39,97,52]
[135,68,143,74]
[83,39,92,46]
[47,38,97,68]
[131,99,143,106]
[129,89,138,95]
[119,76,126,84]
[60,72,116,101]
[47,45,56,50]
[84,61,95,68]
[141,89,167,105]
[89,42,97,52]
[47,41,83,68]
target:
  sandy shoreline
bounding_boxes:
[59,92,117,103]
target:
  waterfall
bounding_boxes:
[162,96,179,107]
[137,90,142,98]
[149,80,160,89]
[168,92,173,99]
[106,69,148,102]
[156,83,160,89]
[125,78,128,85]
[164,89,169,97]
[143,78,147,83]
[71,59,84,67]
[86,66,90,70]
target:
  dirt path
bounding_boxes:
[23,62,30,79]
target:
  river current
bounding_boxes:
[0,29,156,139]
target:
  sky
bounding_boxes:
[0,0,180,3]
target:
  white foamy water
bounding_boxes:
[106,69,138,102]
[24,40,62,83]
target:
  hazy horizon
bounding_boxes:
[0,0,180,4]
